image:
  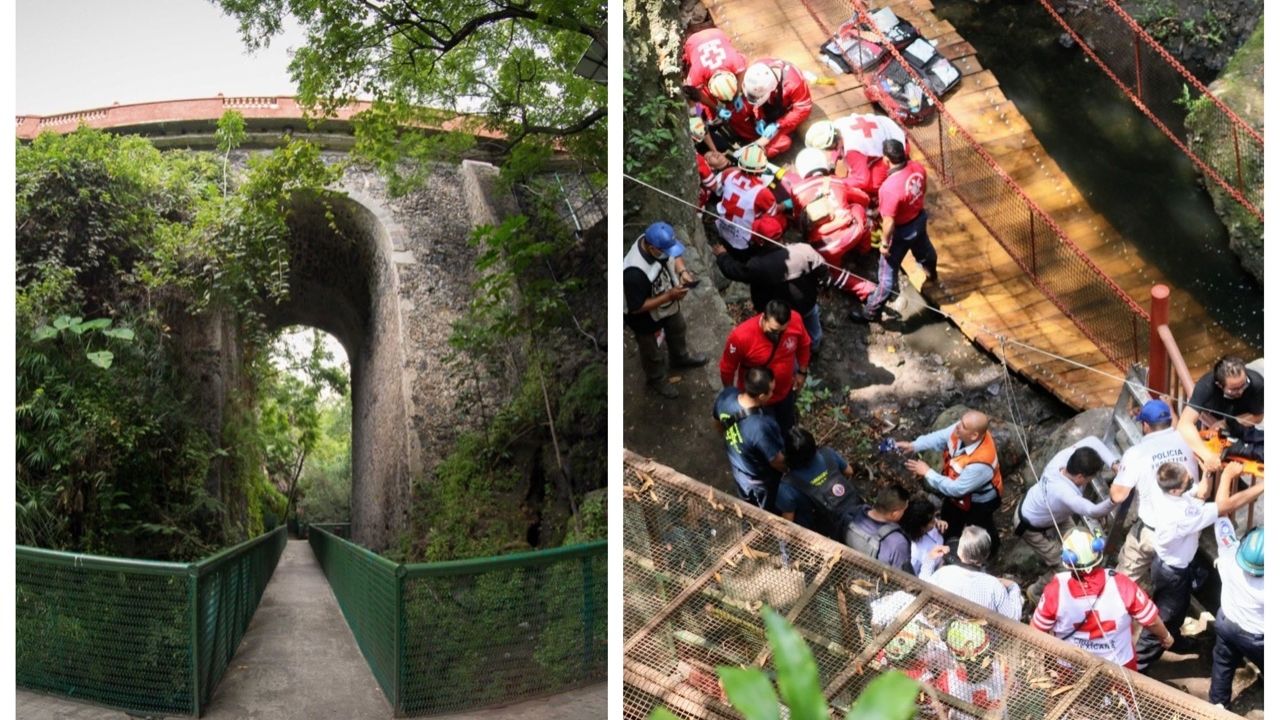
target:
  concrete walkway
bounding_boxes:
[17,539,606,719]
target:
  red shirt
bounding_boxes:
[683,29,746,101]
[719,311,811,405]
[726,58,812,142]
[878,160,927,225]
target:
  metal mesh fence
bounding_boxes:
[16,526,287,717]
[623,450,1235,720]
[804,0,1153,371]
[309,525,606,716]
[1036,0,1263,220]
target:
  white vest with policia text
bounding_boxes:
[623,238,680,322]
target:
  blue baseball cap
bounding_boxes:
[643,222,684,258]
[1136,399,1172,425]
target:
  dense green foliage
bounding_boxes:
[216,0,606,192]
[650,608,918,720]
[16,124,340,559]
[215,1,607,561]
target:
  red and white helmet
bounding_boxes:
[742,63,780,106]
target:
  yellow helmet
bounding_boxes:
[689,116,707,142]
[1061,527,1106,571]
[738,143,769,173]
[805,121,838,150]
[884,621,922,662]
[945,620,990,662]
[707,71,739,102]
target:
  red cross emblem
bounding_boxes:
[852,116,879,138]
[721,193,746,221]
[1073,611,1116,640]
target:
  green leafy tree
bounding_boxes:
[215,0,606,190]
[16,127,343,558]
[649,607,919,720]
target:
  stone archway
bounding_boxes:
[263,190,414,551]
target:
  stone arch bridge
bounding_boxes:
[17,96,605,551]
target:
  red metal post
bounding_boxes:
[1231,125,1245,191]
[937,115,947,184]
[1147,285,1170,397]
[1029,208,1037,276]
[1132,31,1144,102]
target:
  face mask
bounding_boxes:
[764,329,782,342]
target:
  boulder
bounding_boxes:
[1030,407,1114,477]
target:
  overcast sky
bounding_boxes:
[17,0,304,115]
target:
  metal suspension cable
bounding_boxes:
[625,170,1244,426]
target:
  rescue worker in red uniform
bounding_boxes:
[718,59,812,158]
[804,113,909,195]
[897,409,1004,559]
[853,138,936,323]
[714,144,786,256]
[719,300,810,435]
[681,28,747,112]
[1031,528,1174,670]
[788,148,877,300]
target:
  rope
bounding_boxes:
[1036,0,1262,220]
[625,171,1247,426]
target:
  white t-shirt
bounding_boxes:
[1214,518,1264,634]
[1113,428,1200,525]
[1150,491,1217,568]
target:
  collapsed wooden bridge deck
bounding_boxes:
[703,0,1256,410]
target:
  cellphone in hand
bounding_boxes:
[683,279,701,289]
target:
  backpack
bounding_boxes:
[819,8,920,76]
[844,516,904,562]
[865,39,961,126]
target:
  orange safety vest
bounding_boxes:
[941,427,1003,511]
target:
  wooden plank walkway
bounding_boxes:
[704,0,1257,410]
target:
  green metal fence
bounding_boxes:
[309,525,607,716]
[16,526,288,716]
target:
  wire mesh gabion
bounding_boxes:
[623,451,1235,720]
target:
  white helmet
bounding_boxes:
[794,148,833,178]
[805,121,838,150]
[689,116,707,142]
[742,63,779,106]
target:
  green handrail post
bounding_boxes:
[394,564,408,718]
[581,554,594,673]
[189,565,201,717]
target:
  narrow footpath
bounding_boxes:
[17,539,606,719]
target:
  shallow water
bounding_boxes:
[935,0,1263,349]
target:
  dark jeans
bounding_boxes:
[1135,555,1194,671]
[801,303,823,353]
[1209,607,1263,706]
[864,211,937,316]
[940,494,1001,561]
[632,311,690,383]
[732,468,777,512]
[765,388,798,436]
